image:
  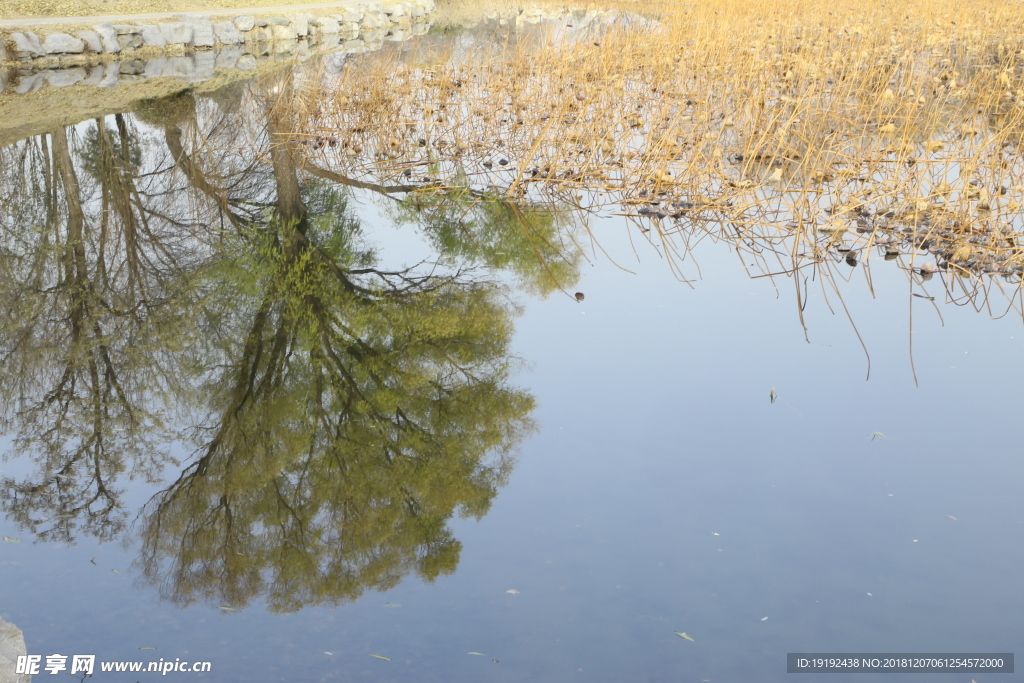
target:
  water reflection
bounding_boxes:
[0,69,555,609]
[279,6,1024,323]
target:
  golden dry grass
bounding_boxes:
[263,0,1024,312]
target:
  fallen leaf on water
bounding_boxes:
[111,569,120,573]
[675,632,695,641]
[911,293,935,300]
[711,532,719,536]
[219,606,235,611]
[324,652,333,656]
[761,616,768,621]
[89,556,96,564]
[138,647,156,650]
[870,432,885,441]
[769,387,777,404]
[467,652,486,656]
[370,654,391,661]
[506,589,520,595]
[3,536,20,542]
[947,515,958,521]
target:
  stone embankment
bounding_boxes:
[0,0,433,94]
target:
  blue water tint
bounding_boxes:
[2,207,1023,682]
[2,118,1023,683]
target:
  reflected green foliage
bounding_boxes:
[0,77,539,610]
[387,185,582,297]
[138,211,534,611]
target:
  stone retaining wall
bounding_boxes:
[0,0,433,94]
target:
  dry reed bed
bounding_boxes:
[272,0,1024,312]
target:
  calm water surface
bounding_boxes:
[0,15,1022,683]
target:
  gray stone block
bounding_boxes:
[232,15,255,31]
[340,12,363,22]
[117,33,143,49]
[11,32,44,59]
[144,56,167,76]
[15,71,45,93]
[235,53,257,70]
[383,3,408,18]
[215,45,242,68]
[245,27,270,42]
[98,62,119,87]
[45,66,87,87]
[92,23,121,53]
[82,64,105,85]
[191,50,215,79]
[264,17,290,25]
[341,22,360,33]
[362,28,386,42]
[43,33,86,54]
[361,12,387,29]
[272,24,296,41]
[119,58,145,75]
[0,617,29,683]
[384,27,409,41]
[314,17,340,33]
[140,25,166,47]
[162,56,194,77]
[113,24,143,34]
[320,33,341,48]
[189,19,216,47]
[159,22,193,45]
[77,30,103,53]
[273,38,296,54]
[290,14,309,37]
[213,21,244,45]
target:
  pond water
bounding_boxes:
[1,7,1022,683]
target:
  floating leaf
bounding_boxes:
[769,388,777,404]
[761,616,768,621]
[111,569,120,573]
[370,654,392,661]
[468,652,487,656]
[219,606,235,611]
[675,632,695,641]
[138,647,156,650]
[3,536,21,542]
[506,589,520,595]
[947,515,958,521]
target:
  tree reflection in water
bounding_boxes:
[0,69,572,610]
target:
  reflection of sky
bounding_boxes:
[2,188,1022,683]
